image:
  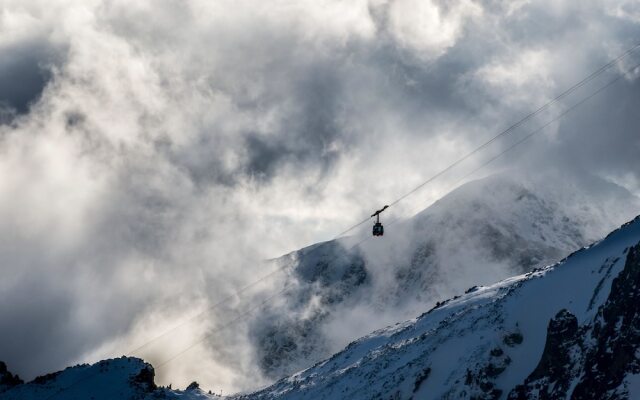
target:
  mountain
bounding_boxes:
[0,357,213,400]
[240,215,640,399]
[247,171,640,379]
[4,215,640,399]
[0,362,22,394]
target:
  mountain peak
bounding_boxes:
[1,357,157,400]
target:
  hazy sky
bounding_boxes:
[1,0,639,393]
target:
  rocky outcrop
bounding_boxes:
[509,310,583,399]
[571,244,640,399]
[130,362,158,393]
[250,240,368,378]
[509,244,640,399]
[0,361,23,393]
[1,357,163,400]
[464,346,513,400]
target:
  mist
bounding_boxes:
[0,0,639,394]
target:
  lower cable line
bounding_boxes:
[155,282,293,369]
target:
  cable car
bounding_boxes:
[371,205,389,237]
[373,221,384,236]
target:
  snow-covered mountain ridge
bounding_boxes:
[4,215,640,399]
[239,214,640,399]
[0,357,213,400]
[248,172,640,379]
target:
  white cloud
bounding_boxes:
[606,0,640,23]
[475,48,554,106]
[386,0,482,59]
[0,0,639,394]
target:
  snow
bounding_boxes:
[4,174,639,400]
[624,374,640,397]
[2,357,153,400]
[0,356,221,400]
[249,172,640,380]
[239,216,640,399]
[3,216,639,399]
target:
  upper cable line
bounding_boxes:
[340,42,640,239]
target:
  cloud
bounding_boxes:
[385,0,483,59]
[0,0,639,394]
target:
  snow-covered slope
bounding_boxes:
[0,357,213,400]
[248,172,640,379]
[240,215,640,399]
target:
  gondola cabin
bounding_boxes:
[371,205,389,237]
[373,221,384,236]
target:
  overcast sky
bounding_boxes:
[1,0,640,393]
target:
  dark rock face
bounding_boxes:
[503,332,524,347]
[0,361,23,393]
[465,343,516,399]
[509,310,583,400]
[130,363,158,393]
[509,244,640,400]
[253,317,329,378]
[32,370,62,385]
[571,245,640,399]
[293,241,368,291]
[250,241,368,379]
[412,367,431,394]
